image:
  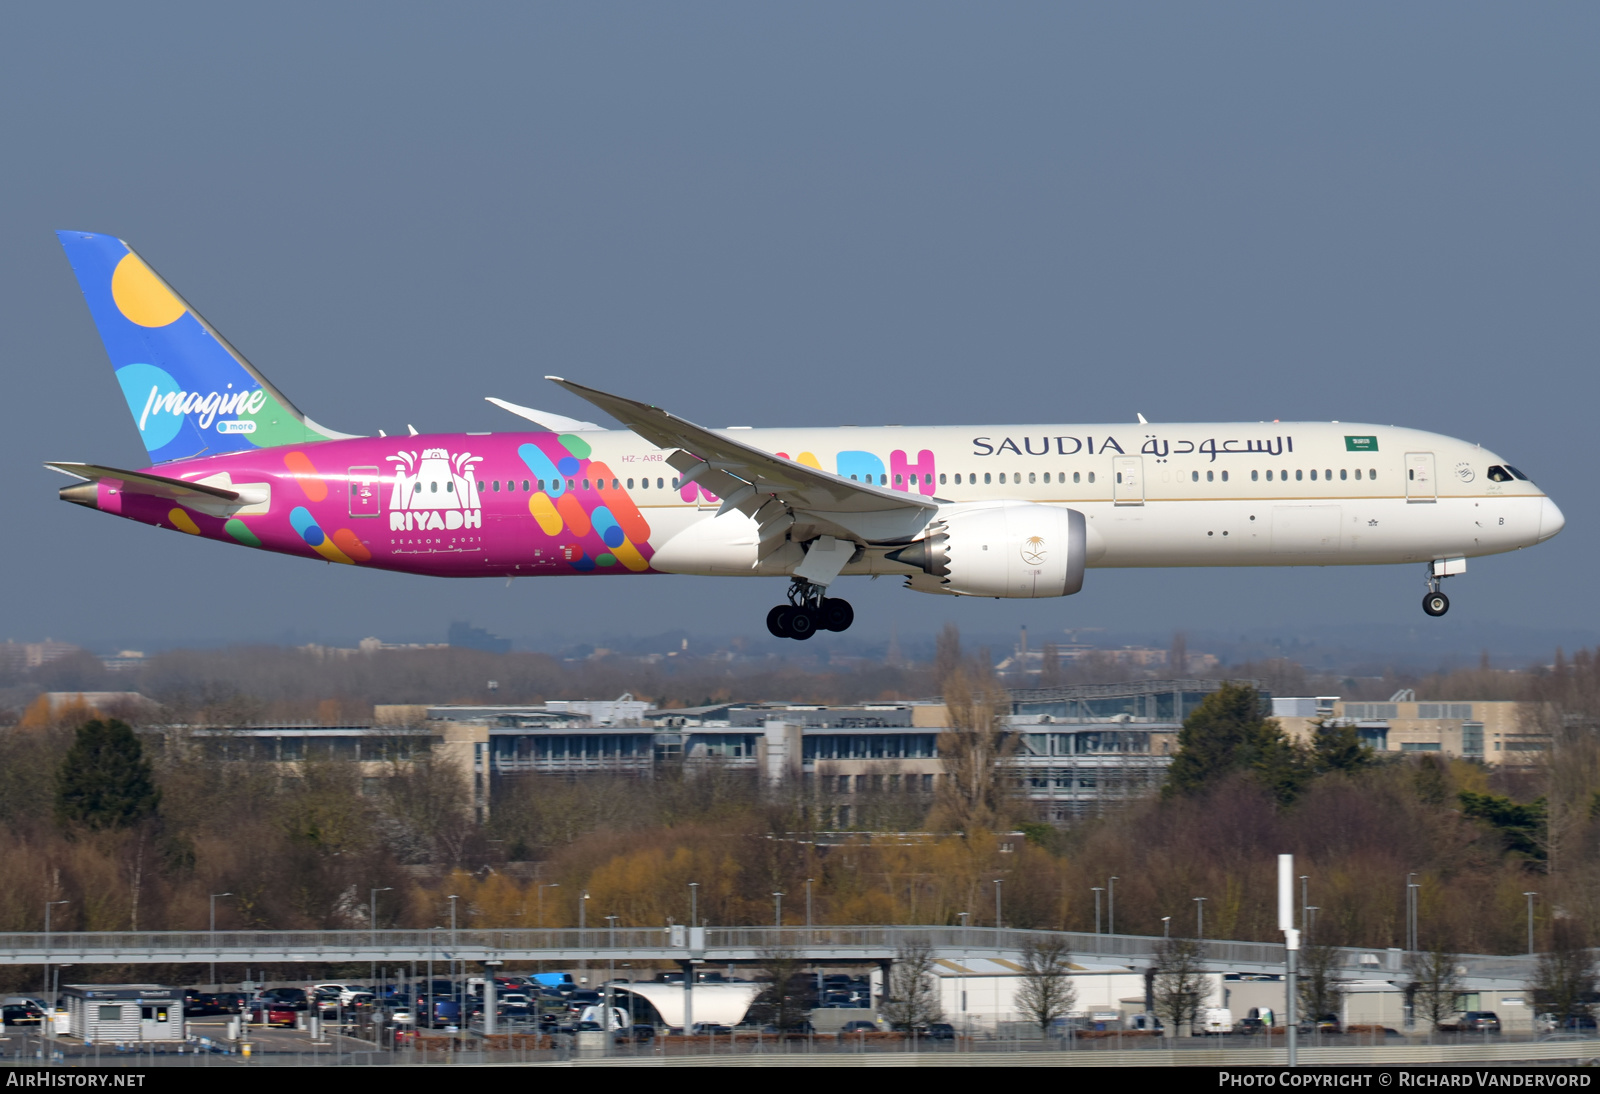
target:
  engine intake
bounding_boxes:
[887,503,1086,598]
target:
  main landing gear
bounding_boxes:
[767,579,854,640]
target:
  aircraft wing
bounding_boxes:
[545,377,936,545]
[46,462,242,503]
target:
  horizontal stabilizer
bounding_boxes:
[485,397,603,432]
[46,461,274,519]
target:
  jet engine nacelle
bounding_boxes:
[887,502,1086,598]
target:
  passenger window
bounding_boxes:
[1408,469,1414,480]
[1310,470,1317,481]
[1191,471,1199,482]
[880,474,887,486]
[850,474,858,481]
[1221,470,1229,482]
[1073,472,1080,483]
[1295,470,1303,481]
[523,480,530,491]
[1116,472,1123,484]
[430,481,438,493]
[1369,469,1376,479]
[1206,470,1214,482]
[671,478,679,489]
[1266,470,1273,481]
[1353,469,1361,480]
[1251,470,1259,481]
[1000,472,1009,484]
[984,473,992,484]
[583,478,591,489]
[1324,470,1331,480]
[613,479,619,490]
[1340,469,1347,481]
[493,481,501,492]
[657,478,665,489]
[1029,472,1036,484]
[895,474,903,485]
[627,478,634,489]
[1088,471,1095,484]
[925,473,932,484]
[1042,472,1050,483]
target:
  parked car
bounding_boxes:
[258,987,309,1010]
[838,1020,878,1039]
[1439,1012,1499,1033]
[922,1023,955,1040]
[248,1001,298,1027]
[1537,1012,1596,1033]
[2,1003,44,1027]
[1298,1013,1343,1035]
[1235,1017,1267,1036]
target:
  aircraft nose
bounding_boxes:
[1539,496,1565,542]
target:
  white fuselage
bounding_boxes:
[571,420,1560,582]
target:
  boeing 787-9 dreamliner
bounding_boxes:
[49,232,1565,639]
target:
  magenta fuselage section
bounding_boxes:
[103,432,666,578]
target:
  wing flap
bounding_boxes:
[545,378,938,535]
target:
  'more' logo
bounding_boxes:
[116,362,265,447]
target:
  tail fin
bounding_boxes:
[56,231,355,463]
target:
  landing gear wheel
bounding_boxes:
[767,605,793,638]
[1422,592,1450,617]
[818,598,855,632]
[788,606,819,640]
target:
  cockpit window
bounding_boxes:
[1487,466,1513,482]
[1506,466,1530,481]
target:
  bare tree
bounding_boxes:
[1151,937,1210,1037]
[880,937,944,1032]
[1405,947,1464,1029]
[1530,919,1597,1027]
[1298,941,1345,1024]
[748,947,811,1032]
[1015,936,1077,1035]
[930,669,1016,833]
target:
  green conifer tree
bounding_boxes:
[54,719,161,831]
[1163,682,1306,801]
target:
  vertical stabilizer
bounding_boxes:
[56,231,355,463]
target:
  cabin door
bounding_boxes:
[1113,456,1144,506]
[348,467,382,517]
[1405,452,1436,502]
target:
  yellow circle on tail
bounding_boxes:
[112,253,186,327]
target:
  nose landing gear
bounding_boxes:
[1422,558,1464,617]
[766,579,854,640]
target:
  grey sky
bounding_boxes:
[4,3,1596,653]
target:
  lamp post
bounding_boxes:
[1525,892,1538,956]
[369,887,392,983]
[773,892,784,929]
[447,894,459,1006]
[537,882,559,928]
[1091,887,1104,937]
[605,915,618,991]
[209,892,232,991]
[1108,876,1118,938]
[1161,916,1171,940]
[689,882,699,928]
[43,900,68,1019]
[1406,872,1418,952]
[1194,897,1206,942]
[1305,907,1319,944]
[994,879,1003,930]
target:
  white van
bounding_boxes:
[1201,1008,1235,1035]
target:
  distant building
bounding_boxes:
[0,639,83,672]
[150,679,1259,824]
[447,621,511,654]
[1273,695,1546,764]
